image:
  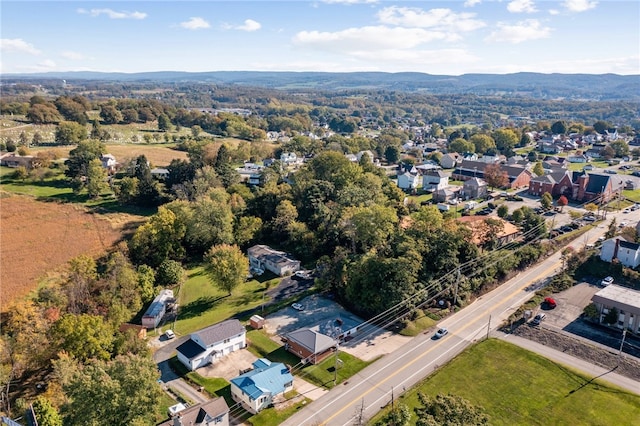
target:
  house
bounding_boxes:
[282,328,337,364]
[0,153,35,169]
[600,237,640,268]
[397,172,421,191]
[141,289,174,329]
[432,187,459,203]
[440,153,461,169]
[247,245,301,276]
[457,216,521,246]
[150,167,170,179]
[452,160,532,189]
[528,171,568,197]
[230,358,294,414]
[280,152,298,165]
[176,319,246,371]
[357,150,375,163]
[101,154,117,174]
[462,177,488,199]
[158,397,229,426]
[567,154,589,163]
[422,170,449,192]
[591,285,640,333]
[531,171,622,203]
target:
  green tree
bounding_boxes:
[551,120,568,135]
[114,176,139,204]
[519,132,532,147]
[449,138,475,154]
[511,208,524,223]
[376,403,411,426]
[342,205,399,253]
[469,134,496,155]
[27,103,62,124]
[415,393,489,426]
[533,161,545,177]
[86,158,108,198]
[204,244,249,295]
[593,120,610,134]
[603,306,619,325]
[56,353,163,426]
[497,204,509,218]
[55,121,88,145]
[52,314,114,362]
[540,192,553,210]
[610,140,629,157]
[32,396,63,426]
[157,113,171,131]
[186,193,235,255]
[605,218,617,239]
[583,302,599,321]
[64,139,105,191]
[384,145,400,164]
[527,151,539,162]
[13,165,28,181]
[128,206,187,267]
[492,128,518,156]
[156,259,185,287]
[234,216,263,247]
[99,104,122,125]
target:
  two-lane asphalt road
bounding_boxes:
[282,249,565,426]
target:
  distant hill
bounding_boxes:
[3,71,639,101]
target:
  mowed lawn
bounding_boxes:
[173,266,279,335]
[373,339,640,426]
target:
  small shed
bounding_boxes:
[250,315,265,330]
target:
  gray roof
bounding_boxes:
[592,285,640,314]
[158,397,229,426]
[285,328,336,354]
[197,319,245,346]
[424,170,447,178]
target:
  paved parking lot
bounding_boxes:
[539,282,602,329]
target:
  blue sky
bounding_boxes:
[1,1,638,75]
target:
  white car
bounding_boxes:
[291,303,305,311]
[164,330,176,340]
[434,328,449,339]
[601,276,614,286]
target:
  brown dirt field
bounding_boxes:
[0,194,134,308]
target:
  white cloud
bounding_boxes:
[507,0,537,13]
[180,17,211,30]
[237,19,261,32]
[548,9,560,15]
[377,7,485,33]
[293,26,448,52]
[77,8,147,20]
[61,51,88,60]
[0,38,41,55]
[464,0,482,7]
[485,19,551,43]
[562,0,598,12]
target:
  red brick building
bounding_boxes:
[282,329,337,364]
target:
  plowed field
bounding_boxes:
[0,194,130,307]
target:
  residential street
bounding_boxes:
[282,209,639,426]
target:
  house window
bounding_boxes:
[224,338,230,343]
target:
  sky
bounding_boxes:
[1,0,639,75]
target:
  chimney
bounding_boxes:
[613,238,620,260]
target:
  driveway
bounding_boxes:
[541,282,601,329]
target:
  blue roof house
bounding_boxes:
[230,359,294,414]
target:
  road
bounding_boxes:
[282,209,638,426]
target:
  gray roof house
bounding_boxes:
[158,397,230,426]
[282,329,337,364]
[247,245,301,276]
[176,319,247,371]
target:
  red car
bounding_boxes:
[543,297,557,309]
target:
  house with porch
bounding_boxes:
[397,171,421,191]
[176,319,246,371]
[230,358,294,414]
[282,328,337,364]
[600,237,640,269]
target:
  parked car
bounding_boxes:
[601,276,614,286]
[543,297,557,309]
[434,328,449,339]
[291,303,305,311]
[531,313,546,325]
[583,216,596,222]
[164,330,176,340]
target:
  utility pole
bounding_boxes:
[618,329,627,357]
[486,314,492,340]
[453,267,460,308]
[333,341,340,385]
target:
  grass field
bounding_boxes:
[371,339,640,426]
[623,189,640,203]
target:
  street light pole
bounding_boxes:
[618,329,627,357]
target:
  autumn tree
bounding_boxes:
[557,195,568,212]
[204,244,249,295]
[540,192,553,210]
[483,163,509,189]
[99,104,122,125]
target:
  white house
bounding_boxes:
[247,245,301,276]
[280,152,298,165]
[422,170,449,192]
[440,153,461,169]
[397,172,420,190]
[141,289,174,329]
[230,358,294,414]
[101,154,117,174]
[176,319,246,371]
[600,237,640,268]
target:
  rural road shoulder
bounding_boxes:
[498,332,640,395]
